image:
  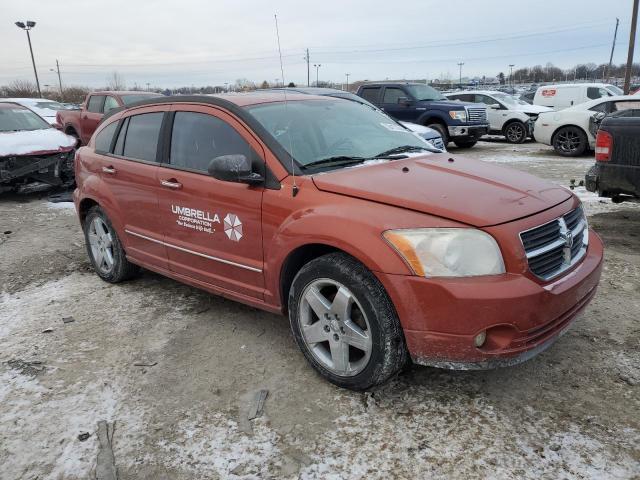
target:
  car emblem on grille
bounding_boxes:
[561,229,574,249]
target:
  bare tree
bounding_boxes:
[106,71,126,91]
[4,80,39,97]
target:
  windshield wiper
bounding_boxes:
[302,156,368,169]
[374,145,431,157]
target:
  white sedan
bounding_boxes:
[534,95,640,156]
[0,98,70,125]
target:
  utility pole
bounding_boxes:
[304,48,310,87]
[314,64,321,87]
[509,64,515,88]
[624,0,639,94]
[606,18,620,82]
[345,73,350,91]
[146,82,151,91]
[50,59,63,100]
[457,62,464,88]
[15,21,41,97]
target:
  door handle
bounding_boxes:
[102,166,116,174]
[161,179,182,189]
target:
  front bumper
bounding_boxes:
[376,230,604,368]
[448,124,489,139]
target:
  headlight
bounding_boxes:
[448,110,467,122]
[383,228,505,277]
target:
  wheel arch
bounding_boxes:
[78,197,100,225]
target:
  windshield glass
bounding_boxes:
[33,101,67,111]
[405,84,446,101]
[606,85,624,95]
[491,92,530,106]
[0,106,51,132]
[121,94,163,105]
[247,99,433,169]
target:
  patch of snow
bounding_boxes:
[571,186,640,215]
[47,201,77,211]
[0,128,76,156]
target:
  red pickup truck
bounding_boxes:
[56,91,162,145]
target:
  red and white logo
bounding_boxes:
[224,214,243,241]
[541,89,556,97]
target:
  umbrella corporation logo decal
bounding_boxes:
[171,205,243,242]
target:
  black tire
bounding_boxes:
[552,126,588,157]
[453,138,478,148]
[65,128,81,147]
[83,205,139,283]
[503,121,527,144]
[288,252,408,390]
[426,122,449,145]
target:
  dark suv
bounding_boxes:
[356,83,489,148]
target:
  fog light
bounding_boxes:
[474,331,487,348]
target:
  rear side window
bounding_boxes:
[122,113,164,162]
[94,121,119,153]
[169,112,254,173]
[87,95,105,113]
[382,88,406,104]
[360,87,381,104]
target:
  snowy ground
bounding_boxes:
[1,139,639,479]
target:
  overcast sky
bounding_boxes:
[2,0,638,89]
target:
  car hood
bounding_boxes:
[417,100,477,109]
[0,128,76,157]
[312,154,572,227]
[513,104,553,114]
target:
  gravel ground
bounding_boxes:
[1,140,639,479]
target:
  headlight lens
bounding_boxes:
[448,110,467,122]
[383,228,505,277]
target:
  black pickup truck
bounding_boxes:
[586,111,640,202]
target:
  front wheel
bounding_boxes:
[453,138,478,148]
[503,121,527,144]
[83,206,139,283]
[288,253,408,390]
[553,126,588,157]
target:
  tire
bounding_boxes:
[426,122,449,145]
[288,252,408,390]
[83,206,139,283]
[453,138,478,148]
[65,128,80,147]
[552,126,588,157]
[503,121,527,144]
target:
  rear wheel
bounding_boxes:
[553,126,588,157]
[426,122,449,145]
[503,121,527,144]
[83,206,139,283]
[453,138,478,148]
[288,253,408,390]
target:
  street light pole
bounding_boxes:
[345,73,350,91]
[314,64,321,87]
[457,62,464,88]
[15,21,42,97]
[623,0,639,94]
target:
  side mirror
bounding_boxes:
[397,97,412,106]
[488,103,500,109]
[208,154,264,185]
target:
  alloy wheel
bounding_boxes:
[506,123,526,143]
[88,217,115,274]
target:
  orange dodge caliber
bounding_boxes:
[74,93,603,390]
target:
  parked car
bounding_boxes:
[445,90,552,143]
[74,93,603,390]
[533,83,622,110]
[534,95,640,156]
[0,102,76,192]
[56,91,162,145]
[356,82,489,148]
[585,111,640,201]
[265,86,445,150]
[0,97,70,125]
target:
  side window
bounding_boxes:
[455,94,474,102]
[589,102,609,113]
[122,113,164,162]
[587,87,608,100]
[87,95,105,113]
[382,88,407,104]
[94,121,119,153]
[103,96,119,113]
[113,117,129,156]
[169,112,254,173]
[614,100,640,112]
[360,87,381,104]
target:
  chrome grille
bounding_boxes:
[466,107,487,123]
[520,206,588,281]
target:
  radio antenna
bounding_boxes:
[274,14,299,197]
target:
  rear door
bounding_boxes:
[96,106,170,269]
[358,86,382,106]
[156,104,265,299]
[81,95,106,144]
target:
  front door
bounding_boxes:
[97,107,169,269]
[380,86,413,121]
[156,105,265,299]
[475,94,506,130]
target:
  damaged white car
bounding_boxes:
[0,102,77,193]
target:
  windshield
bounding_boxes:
[247,99,434,169]
[606,85,624,95]
[0,106,51,132]
[121,94,163,105]
[405,84,446,101]
[32,101,67,111]
[491,92,530,107]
